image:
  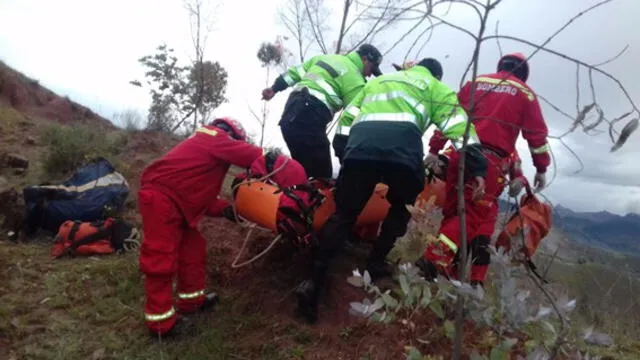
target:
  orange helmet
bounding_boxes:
[498,52,529,82]
[211,117,248,141]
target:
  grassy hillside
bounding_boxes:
[2,60,640,359]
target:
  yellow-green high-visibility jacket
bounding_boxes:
[274,51,366,115]
[337,65,486,178]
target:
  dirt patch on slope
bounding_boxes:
[198,217,524,359]
[0,61,113,128]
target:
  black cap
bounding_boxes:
[391,58,443,81]
[417,58,443,80]
[357,44,383,76]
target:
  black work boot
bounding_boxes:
[365,259,393,282]
[149,315,196,341]
[365,234,396,282]
[295,260,328,324]
[415,257,439,281]
[294,279,319,324]
[199,292,219,312]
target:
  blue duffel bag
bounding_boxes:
[23,157,130,236]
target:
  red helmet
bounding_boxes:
[211,117,247,141]
[498,52,529,82]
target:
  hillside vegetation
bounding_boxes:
[1,62,639,359]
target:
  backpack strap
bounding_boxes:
[67,221,83,243]
[66,221,114,257]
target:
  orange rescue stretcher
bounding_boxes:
[229,177,446,268]
[233,179,446,234]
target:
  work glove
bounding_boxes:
[508,177,525,197]
[534,172,546,192]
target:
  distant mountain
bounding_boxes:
[497,198,640,255]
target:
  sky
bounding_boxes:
[0,0,639,215]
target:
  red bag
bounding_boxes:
[51,218,138,258]
[495,182,552,260]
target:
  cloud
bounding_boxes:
[1,0,638,214]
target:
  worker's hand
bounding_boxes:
[472,176,486,201]
[261,88,275,101]
[534,172,546,192]
[423,153,440,171]
[508,177,525,197]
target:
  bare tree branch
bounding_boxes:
[402,18,439,61]
[575,63,581,115]
[591,44,629,67]
[494,19,503,57]
[537,94,575,122]
[480,35,639,115]
[278,0,311,62]
[452,1,492,358]
[335,0,353,53]
[303,0,329,53]
[414,21,445,58]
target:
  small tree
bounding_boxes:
[253,39,286,147]
[130,44,190,132]
[112,109,145,131]
[186,60,228,126]
[131,44,228,134]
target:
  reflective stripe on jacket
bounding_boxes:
[280,52,366,114]
[336,65,480,149]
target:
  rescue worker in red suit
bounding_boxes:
[138,117,264,339]
[426,138,527,282]
[417,52,551,286]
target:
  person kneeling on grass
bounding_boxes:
[138,117,265,340]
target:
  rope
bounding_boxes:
[227,155,291,269]
[123,228,141,252]
[231,225,283,268]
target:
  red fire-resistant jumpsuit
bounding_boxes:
[138,125,263,334]
[422,70,550,283]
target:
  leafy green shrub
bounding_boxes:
[41,124,129,178]
[346,203,612,360]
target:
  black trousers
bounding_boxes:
[279,88,333,179]
[310,159,424,283]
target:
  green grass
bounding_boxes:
[0,241,376,360]
[0,242,258,359]
[4,105,640,359]
[39,124,129,180]
[0,107,47,187]
[542,259,640,359]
